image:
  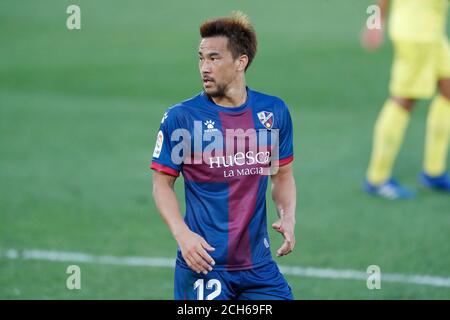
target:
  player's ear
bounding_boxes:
[237,54,249,72]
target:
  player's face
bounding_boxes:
[198,36,240,97]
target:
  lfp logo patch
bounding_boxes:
[257,111,274,129]
[153,130,164,158]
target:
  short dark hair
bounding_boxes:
[200,11,257,71]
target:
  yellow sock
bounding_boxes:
[423,95,450,177]
[367,99,410,185]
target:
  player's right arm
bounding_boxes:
[361,0,390,51]
[152,171,216,274]
[151,108,215,274]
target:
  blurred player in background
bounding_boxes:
[151,12,296,299]
[362,0,450,199]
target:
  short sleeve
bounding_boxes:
[278,102,294,166]
[150,109,183,177]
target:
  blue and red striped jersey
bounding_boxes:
[150,87,294,271]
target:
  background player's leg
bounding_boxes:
[421,79,450,191]
[366,97,414,184]
[364,97,416,199]
[364,39,437,198]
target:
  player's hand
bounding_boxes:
[176,229,215,274]
[272,217,295,257]
[361,26,384,51]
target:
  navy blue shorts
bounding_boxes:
[174,260,293,300]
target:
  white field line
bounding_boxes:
[2,248,450,288]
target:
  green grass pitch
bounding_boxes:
[1,0,449,299]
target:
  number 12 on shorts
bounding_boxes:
[194,279,222,300]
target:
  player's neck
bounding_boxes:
[210,83,247,108]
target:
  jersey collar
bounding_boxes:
[201,86,253,113]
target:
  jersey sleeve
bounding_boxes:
[150,109,183,177]
[278,102,294,166]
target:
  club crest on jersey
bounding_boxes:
[257,111,274,129]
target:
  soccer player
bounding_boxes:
[362,0,450,199]
[150,12,296,299]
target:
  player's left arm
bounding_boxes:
[271,162,297,257]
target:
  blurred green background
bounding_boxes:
[1,0,449,299]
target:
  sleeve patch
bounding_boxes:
[153,130,164,158]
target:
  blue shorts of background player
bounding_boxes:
[174,260,294,300]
